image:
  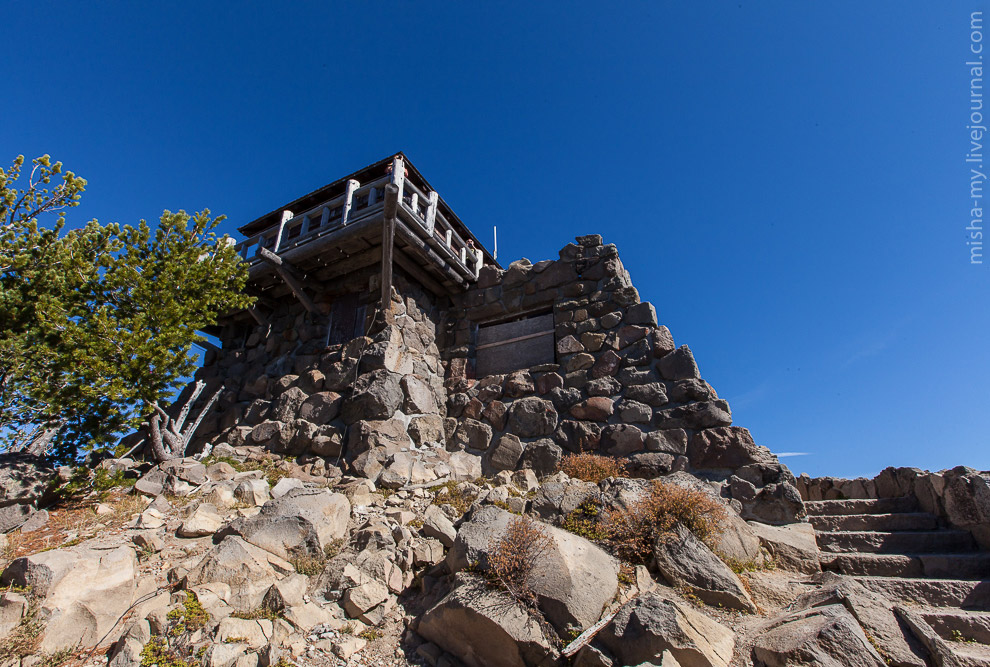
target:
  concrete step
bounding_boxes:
[809,512,938,532]
[824,553,990,579]
[817,529,977,554]
[856,577,990,609]
[805,497,918,516]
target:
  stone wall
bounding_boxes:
[187,234,805,523]
[797,467,990,548]
[441,234,803,524]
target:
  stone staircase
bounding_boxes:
[807,498,990,666]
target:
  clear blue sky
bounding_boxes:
[4,2,988,478]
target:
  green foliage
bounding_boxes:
[140,636,193,667]
[562,500,606,541]
[0,154,253,461]
[232,604,282,621]
[166,591,209,635]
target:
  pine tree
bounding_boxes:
[0,155,253,461]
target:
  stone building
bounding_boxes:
[192,154,802,523]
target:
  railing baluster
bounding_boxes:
[425,191,438,234]
[341,179,359,226]
[274,210,292,252]
[391,156,405,204]
[320,206,330,229]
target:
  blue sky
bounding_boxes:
[4,2,988,478]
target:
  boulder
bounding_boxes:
[418,573,556,667]
[402,375,438,414]
[652,524,757,613]
[341,369,403,423]
[223,488,350,561]
[531,477,600,523]
[746,521,821,574]
[178,503,224,537]
[595,592,734,667]
[569,397,615,422]
[752,604,887,667]
[688,427,775,470]
[423,504,457,547]
[601,424,645,456]
[409,414,445,446]
[657,345,700,381]
[742,482,806,524]
[447,419,494,453]
[1,544,138,652]
[273,386,308,422]
[626,383,669,407]
[506,397,558,438]
[298,391,342,424]
[520,439,564,477]
[185,536,293,612]
[447,506,619,635]
[0,453,56,504]
[485,434,524,473]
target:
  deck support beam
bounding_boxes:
[381,184,398,324]
[257,246,318,314]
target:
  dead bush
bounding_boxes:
[486,515,555,604]
[602,480,727,564]
[558,453,627,483]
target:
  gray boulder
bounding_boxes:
[752,604,887,667]
[447,505,619,636]
[745,521,821,574]
[595,592,735,667]
[223,488,350,560]
[653,524,757,613]
[506,397,558,438]
[418,573,556,667]
[341,369,403,423]
[185,536,293,612]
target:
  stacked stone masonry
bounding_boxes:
[190,235,804,523]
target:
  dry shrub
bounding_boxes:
[559,453,627,483]
[486,515,556,604]
[602,480,727,564]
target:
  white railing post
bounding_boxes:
[472,249,483,278]
[300,214,311,237]
[319,205,330,229]
[275,210,293,252]
[391,155,405,205]
[460,247,467,264]
[341,179,360,226]
[445,229,452,247]
[425,191,439,234]
[410,192,419,218]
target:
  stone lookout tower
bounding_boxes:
[192,153,801,524]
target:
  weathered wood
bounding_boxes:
[393,218,466,287]
[394,250,448,297]
[274,210,292,252]
[391,156,405,204]
[342,179,360,226]
[561,609,619,658]
[247,307,269,327]
[476,313,555,376]
[381,184,398,321]
[258,246,318,314]
[425,190,439,234]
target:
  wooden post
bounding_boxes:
[391,155,405,205]
[274,210,293,252]
[342,179,360,226]
[425,191,439,234]
[381,184,398,324]
[319,205,330,229]
[257,246,318,314]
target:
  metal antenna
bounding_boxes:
[493,225,498,260]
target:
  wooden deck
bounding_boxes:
[233,156,489,296]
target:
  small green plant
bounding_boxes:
[166,591,209,635]
[358,628,381,641]
[273,658,295,667]
[0,602,43,661]
[291,554,326,576]
[324,538,345,560]
[93,468,136,492]
[950,629,977,643]
[232,604,281,621]
[37,649,73,667]
[140,636,193,667]
[562,500,606,541]
[340,623,355,635]
[224,636,248,644]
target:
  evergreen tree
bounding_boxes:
[0,155,253,461]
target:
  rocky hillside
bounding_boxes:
[2,446,989,667]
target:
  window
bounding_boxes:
[475,311,555,377]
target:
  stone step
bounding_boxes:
[856,577,990,609]
[919,607,990,645]
[804,497,918,516]
[824,553,990,579]
[809,512,938,532]
[946,642,990,666]
[817,530,977,554]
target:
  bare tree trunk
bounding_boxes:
[23,424,60,456]
[147,412,175,463]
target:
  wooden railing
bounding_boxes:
[235,156,483,280]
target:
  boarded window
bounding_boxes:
[327,294,367,346]
[475,312,555,377]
